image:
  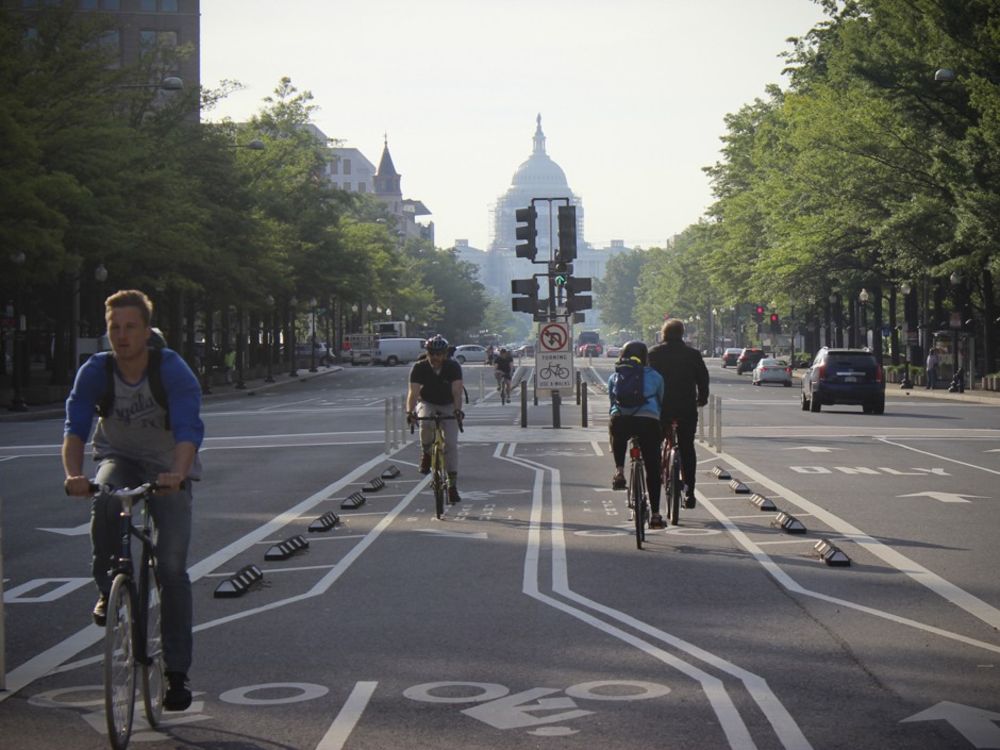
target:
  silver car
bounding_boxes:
[752,358,792,387]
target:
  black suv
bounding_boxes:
[800,347,885,414]
[736,347,766,374]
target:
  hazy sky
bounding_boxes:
[201,0,829,250]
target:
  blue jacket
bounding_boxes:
[608,366,663,419]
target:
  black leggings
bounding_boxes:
[609,415,663,513]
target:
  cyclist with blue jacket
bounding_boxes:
[63,289,203,712]
[607,340,666,529]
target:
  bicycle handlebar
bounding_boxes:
[69,481,161,497]
[409,413,464,434]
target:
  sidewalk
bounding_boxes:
[0,365,343,423]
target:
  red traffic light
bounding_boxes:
[755,305,765,314]
[770,313,779,322]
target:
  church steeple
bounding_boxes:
[374,134,401,197]
[532,113,546,155]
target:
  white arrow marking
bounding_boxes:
[783,446,841,453]
[37,522,90,537]
[901,701,1000,748]
[897,492,988,504]
[414,529,488,540]
[462,688,594,730]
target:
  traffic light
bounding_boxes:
[754,305,765,323]
[556,205,577,263]
[514,206,537,261]
[565,276,592,312]
[769,312,781,333]
[511,277,539,314]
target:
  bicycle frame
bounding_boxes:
[661,422,683,526]
[412,413,461,519]
[627,437,649,549]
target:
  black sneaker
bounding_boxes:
[164,671,192,711]
[649,513,666,530]
[419,452,431,475]
[684,494,697,509]
[448,486,461,504]
[92,594,108,627]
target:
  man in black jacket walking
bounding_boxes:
[648,318,710,508]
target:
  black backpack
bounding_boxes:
[613,359,645,408]
[96,348,170,429]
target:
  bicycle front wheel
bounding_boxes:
[432,447,445,519]
[667,453,682,526]
[105,574,136,750]
[139,549,164,728]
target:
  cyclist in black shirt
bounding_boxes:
[648,319,709,509]
[406,335,465,503]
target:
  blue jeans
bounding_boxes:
[92,457,193,674]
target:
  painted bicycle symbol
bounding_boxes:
[538,363,570,380]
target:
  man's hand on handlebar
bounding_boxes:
[64,475,93,497]
[155,472,185,493]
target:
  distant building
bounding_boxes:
[457,115,630,328]
[326,147,376,194]
[6,0,202,116]
[373,137,434,244]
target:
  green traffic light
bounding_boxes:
[554,274,567,286]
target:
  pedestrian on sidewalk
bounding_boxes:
[926,348,938,390]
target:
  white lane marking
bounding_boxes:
[877,437,1000,476]
[717,451,1000,634]
[315,681,379,750]
[504,450,790,750]
[414,529,488,539]
[898,492,987,504]
[37,522,91,537]
[590,441,604,456]
[0,451,400,702]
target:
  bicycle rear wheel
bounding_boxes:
[139,546,164,728]
[667,452,682,526]
[105,573,136,750]
[630,459,646,549]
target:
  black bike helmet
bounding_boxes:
[620,340,648,365]
[425,335,449,353]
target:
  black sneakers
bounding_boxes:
[684,494,697,509]
[649,514,666,530]
[448,486,461,504]
[92,594,108,626]
[419,452,431,475]
[164,671,192,711]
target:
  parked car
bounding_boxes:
[514,344,535,357]
[751,358,792,387]
[453,344,487,364]
[800,347,885,414]
[721,347,742,368]
[295,341,331,365]
[736,347,766,374]
[605,344,622,359]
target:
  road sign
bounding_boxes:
[536,322,573,390]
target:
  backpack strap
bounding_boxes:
[96,353,115,419]
[95,349,170,429]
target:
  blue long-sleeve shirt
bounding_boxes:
[65,349,204,477]
[608,366,664,419]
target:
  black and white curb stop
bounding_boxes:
[340,491,366,510]
[750,493,777,511]
[814,539,851,566]
[214,564,264,598]
[265,535,310,561]
[363,476,386,493]
[381,464,401,479]
[729,479,751,494]
[307,512,341,533]
[712,466,731,480]
[771,511,807,534]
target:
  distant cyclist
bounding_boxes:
[648,318,709,509]
[406,335,465,503]
[608,341,666,529]
[493,347,514,394]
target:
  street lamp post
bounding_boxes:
[7,251,27,411]
[949,271,964,392]
[233,306,246,390]
[265,295,275,383]
[899,282,914,388]
[309,297,318,373]
[858,288,870,349]
[288,296,298,377]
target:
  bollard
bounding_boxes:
[699,403,705,444]
[552,389,561,428]
[581,375,588,427]
[521,381,528,427]
[714,395,723,454]
[705,397,714,447]
[480,368,485,402]
[533,369,538,406]
[384,399,391,454]
[391,396,399,449]
[576,370,581,405]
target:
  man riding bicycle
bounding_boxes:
[648,318,709,509]
[607,341,666,529]
[62,289,203,712]
[407,335,465,503]
[493,346,514,395]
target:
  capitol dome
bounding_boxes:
[511,116,569,189]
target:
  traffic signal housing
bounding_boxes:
[769,312,781,333]
[511,277,539,315]
[754,305,765,323]
[565,276,592,312]
[556,205,577,263]
[515,206,537,261]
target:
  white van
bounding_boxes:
[373,337,425,366]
